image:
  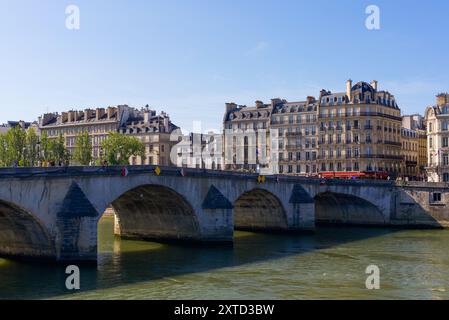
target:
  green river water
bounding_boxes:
[1,216,449,300]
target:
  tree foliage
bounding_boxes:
[73,131,92,165]
[48,133,70,165]
[101,132,145,165]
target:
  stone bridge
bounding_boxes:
[0,166,448,263]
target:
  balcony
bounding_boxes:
[360,154,404,160]
[286,131,302,137]
[364,125,373,130]
[384,141,402,147]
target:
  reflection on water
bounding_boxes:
[1,216,449,299]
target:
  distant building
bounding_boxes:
[118,107,178,166]
[173,132,222,170]
[39,105,178,165]
[425,93,449,182]
[222,80,403,177]
[223,100,272,173]
[270,97,318,175]
[318,80,403,176]
[401,114,427,179]
[0,120,37,134]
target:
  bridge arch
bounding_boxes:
[0,199,55,260]
[104,184,201,242]
[233,188,288,232]
[314,191,386,225]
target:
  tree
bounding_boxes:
[39,130,51,164]
[73,131,92,165]
[4,126,27,167]
[24,128,39,167]
[49,133,69,165]
[0,134,7,167]
[101,132,145,165]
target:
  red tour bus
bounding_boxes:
[318,171,390,180]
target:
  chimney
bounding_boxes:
[255,100,264,108]
[61,112,68,123]
[370,80,378,91]
[84,109,93,121]
[144,110,150,123]
[76,110,84,121]
[42,113,57,126]
[437,93,449,107]
[306,96,316,105]
[225,102,237,113]
[96,108,105,120]
[107,107,115,120]
[163,117,169,131]
[346,79,353,101]
[271,98,282,107]
[68,111,75,122]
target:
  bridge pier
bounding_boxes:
[284,184,315,232]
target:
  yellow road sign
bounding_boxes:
[155,166,161,176]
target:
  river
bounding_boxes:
[0,216,449,300]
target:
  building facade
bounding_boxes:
[173,132,223,170]
[223,80,403,177]
[425,93,449,182]
[401,114,427,179]
[118,108,178,166]
[400,128,419,179]
[39,105,178,166]
[270,97,318,175]
[317,80,402,176]
[0,120,38,134]
[223,100,273,173]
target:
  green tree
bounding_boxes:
[73,131,92,165]
[39,130,51,164]
[24,127,39,167]
[0,134,7,167]
[5,126,27,166]
[101,132,145,165]
[49,133,69,166]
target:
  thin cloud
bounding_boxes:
[244,41,269,56]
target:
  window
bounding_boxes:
[279,153,284,161]
[444,173,449,182]
[432,192,442,202]
[443,137,448,148]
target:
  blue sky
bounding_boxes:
[0,0,448,132]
